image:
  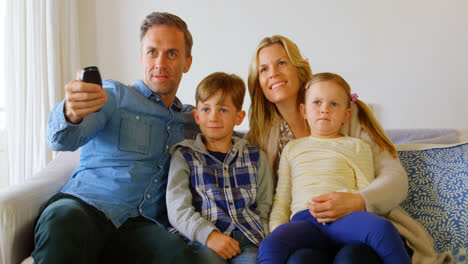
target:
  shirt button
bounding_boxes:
[166,145,169,150]
[156,98,160,102]
[154,179,158,183]
[139,208,143,214]
[167,126,171,130]
[146,194,151,198]
[135,116,140,120]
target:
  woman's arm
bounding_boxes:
[357,130,408,215]
[269,146,293,232]
[256,149,274,235]
[346,104,408,214]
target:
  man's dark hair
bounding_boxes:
[140,12,193,58]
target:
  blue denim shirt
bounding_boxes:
[47,79,199,228]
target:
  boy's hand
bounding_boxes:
[206,230,241,259]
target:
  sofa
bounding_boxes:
[0,129,467,264]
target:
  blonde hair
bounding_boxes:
[195,72,246,111]
[246,35,312,148]
[306,73,397,158]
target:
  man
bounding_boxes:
[33,12,198,264]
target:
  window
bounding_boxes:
[0,1,7,187]
[0,0,5,130]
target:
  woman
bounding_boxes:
[246,35,449,263]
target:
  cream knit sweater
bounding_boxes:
[270,136,374,231]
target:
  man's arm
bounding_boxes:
[47,78,111,151]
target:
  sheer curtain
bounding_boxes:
[3,0,80,186]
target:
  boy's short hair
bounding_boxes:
[195,72,246,111]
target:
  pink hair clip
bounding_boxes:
[305,80,311,90]
[351,93,359,104]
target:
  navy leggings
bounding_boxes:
[286,242,382,264]
[259,210,411,264]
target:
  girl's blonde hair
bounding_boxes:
[306,73,397,158]
[246,35,312,148]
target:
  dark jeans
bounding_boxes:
[32,193,194,264]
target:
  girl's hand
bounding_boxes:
[307,192,366,223]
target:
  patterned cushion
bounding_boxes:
[397,142,468,264]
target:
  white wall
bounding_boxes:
[78,0,468,130]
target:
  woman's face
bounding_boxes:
[257,44,301,106]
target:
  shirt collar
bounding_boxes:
[134,80,184,111]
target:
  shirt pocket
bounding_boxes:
[191,166,222,209]
[118,111,151,155]
[233,166,257,189]
[191,166,219,191]
[233,166,258,207]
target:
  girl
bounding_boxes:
[258,73,411,264]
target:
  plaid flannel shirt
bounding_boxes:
[177,137,265,246]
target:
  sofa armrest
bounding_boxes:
[0,150,80,264]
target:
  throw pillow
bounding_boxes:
[397,142,468,264]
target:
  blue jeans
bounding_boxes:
[190,230,258,264]
[259,210,411,264]
[32,193,195,264]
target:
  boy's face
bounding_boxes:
[193,90,246,145]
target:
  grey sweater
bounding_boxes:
[166,134,274,245]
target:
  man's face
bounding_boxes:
[140,25,192,104]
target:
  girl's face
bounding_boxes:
[300,81,352,138]
[257,44,301,106]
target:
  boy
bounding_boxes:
[166,72,274,264]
